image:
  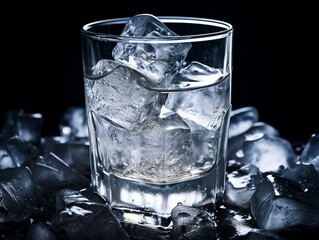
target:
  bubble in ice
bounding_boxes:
[112,13,192,86]
[85,59,166,132]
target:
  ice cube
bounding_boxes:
[169,61,224,90]
[27,152,89,192]
[40,136,90,179]
[250,174,319,230]
[281,162,319,192]
[171,204,216,240]
[228,106,259,138]
[227,121,279,163]
[239,134,297,173]
[104,114,195,182]
[225,164,264,209]
[112,13,192,85]
[59,106,88,139]
[165,74,230,131]
[0,166,45,222]
[85,59,166,132]
[0,110,43,145]
[49,199,129,240]
[299,133,319,170]
[0,135,39,169]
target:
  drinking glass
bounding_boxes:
[81,14,233,229]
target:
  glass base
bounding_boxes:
[93,163,226,229]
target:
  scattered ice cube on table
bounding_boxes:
[40,136,90,179]
[27,152,90,192]
[0,135,39,169]
[239,134,297,173]
[59,107,88,139]
[112,13,192,86]
[50,198,129,240]
[225,164,263,209]
[299,133,319,170]
[228,121,279,162]
[250,174,319,230]
[171,204,216,240]
[228,106,259,139]
[0,166,45,222]
[281,162,319,193]
[0,110,43,145]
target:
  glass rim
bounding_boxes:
[81,15,233,43]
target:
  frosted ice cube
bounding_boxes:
[112,13,192,85]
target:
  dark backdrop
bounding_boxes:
[2,1,317,144]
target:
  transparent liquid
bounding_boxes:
[84,62,231,229]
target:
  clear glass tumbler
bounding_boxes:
[81,14,233,229]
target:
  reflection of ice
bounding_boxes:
[112,13,192,85]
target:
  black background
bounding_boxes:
[1,0,317,144]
